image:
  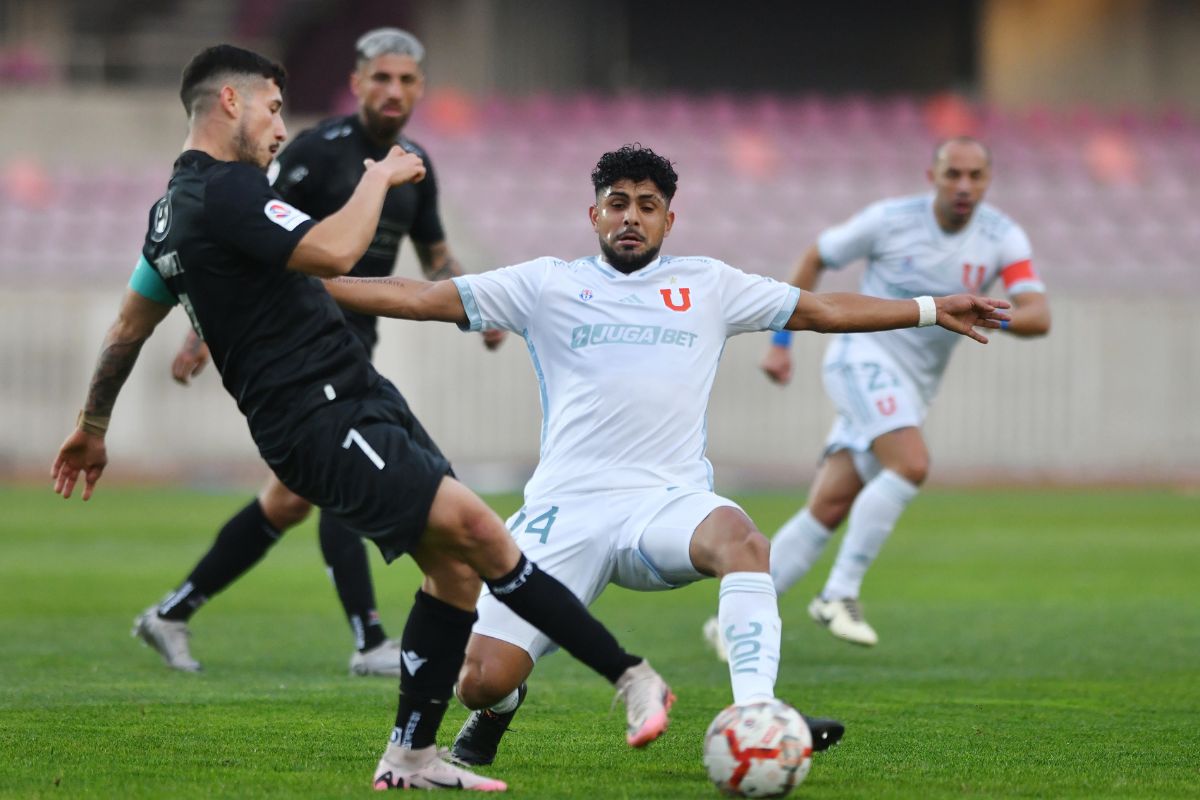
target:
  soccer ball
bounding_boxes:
[702,700,813,798]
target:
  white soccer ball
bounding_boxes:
[702,699,813,798]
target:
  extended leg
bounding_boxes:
[768,450,863,596]
[815,427,927,646]
[687,506,844,750]
[318,511,405,676]
[133,475,310,671]
[425,478,671,745]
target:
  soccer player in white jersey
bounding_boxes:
[323,144,1011,765]
[747,137,1051,648]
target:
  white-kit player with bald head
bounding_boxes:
[719,137,1051,650]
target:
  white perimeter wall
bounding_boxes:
[3,290,1197,489]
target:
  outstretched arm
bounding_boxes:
[414,240,506,351]
[52,289,172,500]
[786,292,1011,344]
[323,275,468,325]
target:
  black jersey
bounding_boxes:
[141,150,377,457]
[272,114,445,352]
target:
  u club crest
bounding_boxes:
[660,287,691,311]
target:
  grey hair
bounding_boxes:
[355,27,425,67]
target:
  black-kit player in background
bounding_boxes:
[154,28,505,678]
[52,44,672,791]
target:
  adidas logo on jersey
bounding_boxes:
[618,294,645,305]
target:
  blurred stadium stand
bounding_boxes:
[2,94,1196,294]
[1,0,1197,486]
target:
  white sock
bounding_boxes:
[769,508,833,595]
[823,469,918,600]
[488,687,521,714]
[717,572,781,704]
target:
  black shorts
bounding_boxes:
[268,379,452,563]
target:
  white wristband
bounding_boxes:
[915,295,937,327]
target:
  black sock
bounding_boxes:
[486,555,640,684]
[393,590,477,750]
[158,499,280,622]
[318,512,386,651]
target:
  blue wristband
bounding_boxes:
[772,330,793,347]
[1000,319,1010,331]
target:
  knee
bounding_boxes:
[889,455,929,486]
[808,496,852,530]
[447,506,516,577]
[707,509,770,575]
[456,658,511,710]
[455,505,509,558]
[738,529,772,572]
[260,490,312,530]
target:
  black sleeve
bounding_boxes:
[409,152,446,245]
[272,133,322,211]
[205,163,316,269]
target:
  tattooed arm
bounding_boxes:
[414,240,506,350]
[413,240,462,282]
[52,289,172,500]
[323,275,466,323]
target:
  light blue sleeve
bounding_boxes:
[716,260,802,335]
[817,201,886,269]
[451,259,553,334]
[453,277,482,332]
[128,254,178,306]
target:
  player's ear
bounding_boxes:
[350,68,363,99]
[925,166,936,185]
[218,85,240,119]
[588,205,600,230]
[664,209,675,237]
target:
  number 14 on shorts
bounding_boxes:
[507,506,559,543]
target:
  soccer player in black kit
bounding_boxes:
[52,44,672,792]
[147,28,503,678]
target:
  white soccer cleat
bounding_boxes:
[372,743,507,791]
[350,638,403,677]
[614,660,676,748]
[702,615,729,663]
[131,605,201,672]
[807,596,879,647]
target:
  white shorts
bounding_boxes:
[474,486,740,660]
[822,336,927,481]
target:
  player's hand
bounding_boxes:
[171,332,210,385]
[481,329,507,351]
[364,146,426,187]
[760,345,794,385]
[51,428,108,501]
[935,295,1012,344]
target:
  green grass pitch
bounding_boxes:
[1,485,1197,798]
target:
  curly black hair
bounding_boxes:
[591,144,678,200]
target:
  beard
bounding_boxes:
[361,105,407,143]
[232,122,270,171]
[599,239,661,274]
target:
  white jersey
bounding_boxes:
[818,193,1045,401]
[454,255,799,498]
